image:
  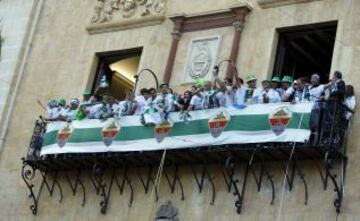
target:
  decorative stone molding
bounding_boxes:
[86,15,165,34]
[87,0,167,33]
[168,3,252,33]
[233,21,244,32]
[257,0,322,9]
[163,3,252,83]
[90,0,167,23]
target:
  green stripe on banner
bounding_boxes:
[42,113,310,146]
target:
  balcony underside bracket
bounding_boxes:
[137,166,158,202]
[65,169,86,207]
[324,150,348,214]
[191,165,216,205]
[164,164,185,201]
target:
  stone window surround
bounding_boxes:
[257,0,322,9]
[163,3,252,84]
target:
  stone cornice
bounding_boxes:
[86,15,165,34]
[257,0,322,9]
[169,3,252,33]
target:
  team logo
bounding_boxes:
[269,107,292,136]
[208,111,230,138]
[102,121,120,146]
[57,124,73,147]
[155,121,173,143]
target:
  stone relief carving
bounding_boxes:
[154,201,179,221]
[233,21,244,32]
[189,42,213,79]
[183,35,222,84]
[91,0,167,23]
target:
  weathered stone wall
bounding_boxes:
[0,0,360,220]
[0,0,35,140]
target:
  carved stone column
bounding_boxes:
[225,7,248,79]
[163,17,184,84]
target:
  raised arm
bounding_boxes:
[212,66,227,89]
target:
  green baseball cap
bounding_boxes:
[271,76,281,82]
[58,98,66,106]
[246,74,257,83]
[281,76,293,84]
[83,88,92,96]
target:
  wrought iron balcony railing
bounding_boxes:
[21,101,349,216]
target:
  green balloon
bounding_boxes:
[196,78,205,88]
[75,109,86,121]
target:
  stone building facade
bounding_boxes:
[0,0,359,220]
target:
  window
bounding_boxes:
[273,21,337,83]
[92,47,142,100]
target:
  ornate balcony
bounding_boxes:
[21,101,348,216]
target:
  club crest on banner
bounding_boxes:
[268,106,292,136]
[57,123,73,147]
[102,120,121,146]
[208,111,230,138]
[155,121,173,143]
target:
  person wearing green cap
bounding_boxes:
[65,98,80,121]
[271,76,284,97]
[44,98,67,122]
[260,80,281,103]
[281,75,295,102]
[245,74,261,104]
[58,98,66,107]
[57,98,69,120]
[45,99,60,121]
[82,88,92,105]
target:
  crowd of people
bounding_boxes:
[44,69,356,137]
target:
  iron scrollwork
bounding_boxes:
[21,160,41,215]
[324,151,348,214]
[224,155,250,214]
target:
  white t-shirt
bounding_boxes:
[190,94,203,110]
[201,90,216,109]
[225,86,235,106]
[59,107,68,116]
[153,94,177,112]
[260,89,281,103]
[282,86,294,101]
[135,95,147,115]
[47,108,61,120]
[309,84,325,101]
[65,109,77,121]
[86,103,103,119]
[118,100,134,116]
[215,91,226,107]
[234,86,246,105]
[345,96,356,120]
[165,94,179,112]
[245,87,262,104]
